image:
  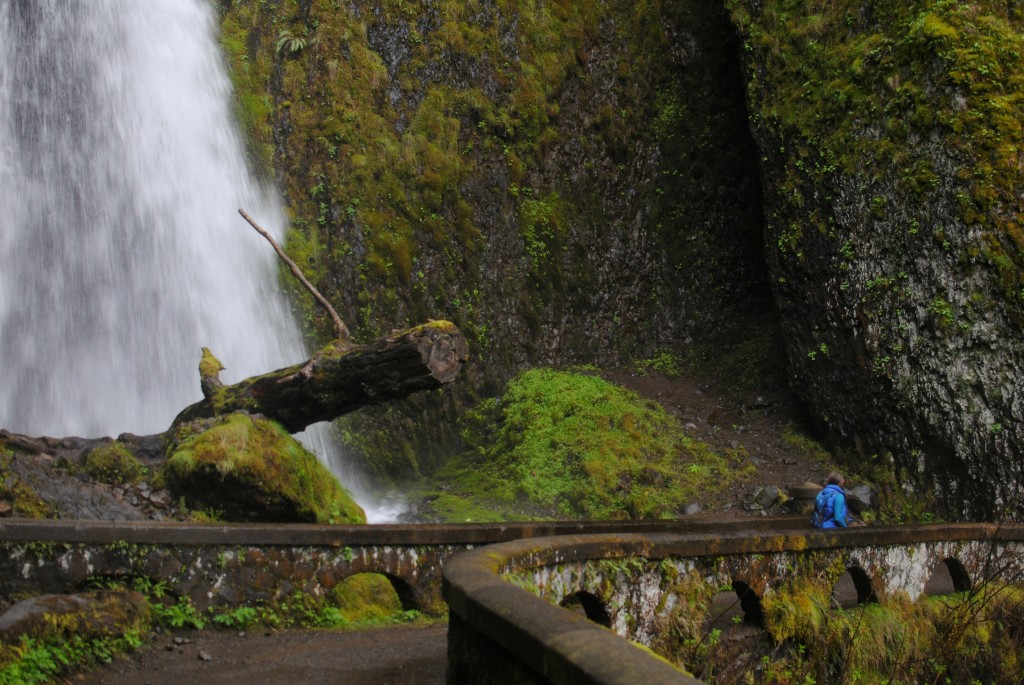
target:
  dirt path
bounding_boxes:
[604,368,831,512]
[66,623,447,685]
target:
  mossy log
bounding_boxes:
[172,321,468,433]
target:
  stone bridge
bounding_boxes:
[2,518,1023,684]
[443,522,1024,684]
[0,517,774,616]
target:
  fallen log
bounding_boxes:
[172,321,468,433]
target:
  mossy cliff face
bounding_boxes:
[728,0,1024,518]
[216,0,772,480]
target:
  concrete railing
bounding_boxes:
[442,523,1024,685]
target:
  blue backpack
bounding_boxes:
[810,489,836,528]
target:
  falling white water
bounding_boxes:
[0,2,398,521]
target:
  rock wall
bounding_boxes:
[217,0,1024,519]
[216,0,773,480]
[727,0,1024,518]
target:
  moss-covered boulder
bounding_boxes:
[163,413,365,524]
[427,369,751,520]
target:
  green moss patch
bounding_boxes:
[83,443,146,486]
[727,0,1024,300]
[163,413,365,524]
[428,369,751,520]
[0,590,150,684]
[330,574,403,623]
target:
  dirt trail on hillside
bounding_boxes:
[604,368,831,513]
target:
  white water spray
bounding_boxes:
[0,2,397,520]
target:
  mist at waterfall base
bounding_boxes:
[0,2,403,522]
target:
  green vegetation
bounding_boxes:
[330,573,402,623]
[781,424,832,465]
[662,568,1024,683]
[82,443,146,486]
[0,573,430,684]
[163,413,365,524]
[215,0,776,481]
[119,574,422,634]
[757,581,1024,684]
[0,632,144,685]
[424,369,751,520]
[635,350,683,377]
[217,0,607,340]
[848,452,942,525]
[0,589,150,685]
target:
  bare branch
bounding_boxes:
[238,208,350,341]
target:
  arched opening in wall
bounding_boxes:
[731,581,765,627]
[832,566,877,608]
[705,587,745,630]
[559,591,612,628]
[924,558,972,596]
[331,572,412,621]
[382,573,419,611]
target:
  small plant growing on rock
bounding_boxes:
[275,29,306,55]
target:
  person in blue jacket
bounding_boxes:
[814,472,850,528]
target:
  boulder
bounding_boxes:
[0,590,149,643]
[753,485,783,510]
[787,481,823,500]
[846,484,874,514]
[163,413,365,524]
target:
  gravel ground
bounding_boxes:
[65,623,447,685]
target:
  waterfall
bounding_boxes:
[0,2,398,520]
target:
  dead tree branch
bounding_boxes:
[238,208,350,341]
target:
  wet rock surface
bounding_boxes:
[1,430,181,521]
